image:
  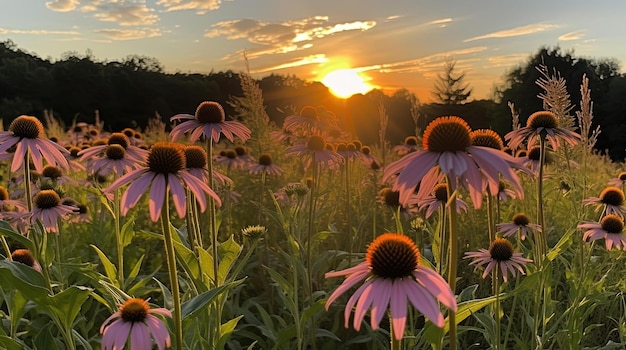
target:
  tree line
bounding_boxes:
[1,39,625,161]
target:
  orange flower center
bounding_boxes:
[366,233,420,279]
[107,133,131,149]
[105,144,126,160]
[119,298,149,323]
[11,249,36,268]
[299,106,318,120]
[148,142,186,174]
[470,129,503,150]
[34,190,61,209]
[422,116,471,152]
[527,111,558,129]
[433,183,448,202]
[512,213,530,226]
[184,146,207,169]
[307,136,326,151]
[9,116,44,139]
[258,154,273,166]
[489,238,514,261]
[0,186,9,201]
[195,101,225,123]
[599,187,624,206]
[600,214,624,234]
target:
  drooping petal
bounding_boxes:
[130,323,151,350]
[149,174,167,222]
[389,279,408,340]
[344,279,373,329]
[405,279,445,328]
[168,174,187,218]
[353,281,377,331]
[414,267,457,310]
[370,278,392,330]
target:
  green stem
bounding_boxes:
[160,197,183,350]
[494,269,501,350]
[114,187,124,285]
[390,318,402,350]
[1,236,11,260]
[446,177,458,350]
[345,160,353,266]
[306,158,318,295]
[205,138,222,342]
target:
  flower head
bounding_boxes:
[384,116,529,209]
[249,154,283,176]
[282,106,337,135]
[497,213,542,240]
[31,189,77,233]
[0,115,69,172]
[170,101,251,143]
[105,142,221,222]
[325,233,457,340]
[578,214,626,250]
[608,172,626,187]
[582,186,626,219]
[100,298,172,350]
[392,136,420,156]
[505,111,581,151]
[416,183,468,218]
[11,249,41,272]
[464,238,532,282]
[285,135,343,170]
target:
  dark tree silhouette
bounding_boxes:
[431,60,472,105]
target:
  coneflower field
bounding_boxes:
[0,67,625,350]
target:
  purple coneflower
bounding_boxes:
[215,149,246,170]
[183,145,232,186]
[31,189,76,233]
[582,186,626,219]
[578,214,626,250]
[0,186,26,212]
[100,298,171,350]
[608,172,626,188]
[170,101,251,143]
[11,249,41,272]
[78,132,148,165]
[464,238,532,282]
[392,136,420,156]
[505,110,581,151]
[325,233,457,340]
[0,115,69,172]
[85,144,142,177]
[105,142,221,222]
[249,154,283,176]
[416,183,468,218]
[285,135,343,170]
[282,106,333,135]
[384,116,528,208]
[496,180,518,202]
[358,145,379,167]
[497,213,542,240]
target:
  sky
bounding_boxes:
[2,0,626,102]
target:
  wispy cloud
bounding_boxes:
[95,27,162,40]
[487,53,529,68]
[0,28,79,35]
[205,16,376,59]
[358,46,488,75]
[46,0,159,26]
[45,0,80,12]
[559,30,585,41]
[156,0,223,14]
[427,18,452,27]
[251,54,329,73]
[464,23,559,42]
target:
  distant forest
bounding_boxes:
[2,39,626,161]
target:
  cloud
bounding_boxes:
[464,23,559,42]
[427,18,452,27]
[250,54,329,73]
[558,30,585,41]
[205,16,375,58]
[83,1,159,26]
[156,0,223,14]
[45,0,80,12]
[95,27,162,40]
[0,28,80,35]
[357,46,488,75]
[487,53,529,68]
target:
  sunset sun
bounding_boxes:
[321,69,374,98]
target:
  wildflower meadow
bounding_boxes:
[0,66,625,350]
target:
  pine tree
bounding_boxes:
[432,60,472,104]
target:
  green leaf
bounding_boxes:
[120,216,136,248]
[547,227,576,261]
[0,335,28,350]
[300,298,325,328]
[0,260,49,301]
[181,280,243,321]
[0,220,33,251]
[127,254,144,280]
[46,286,92,332]
[90,245,118,285]
[215,315,244,350]
[218,235,242,285]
